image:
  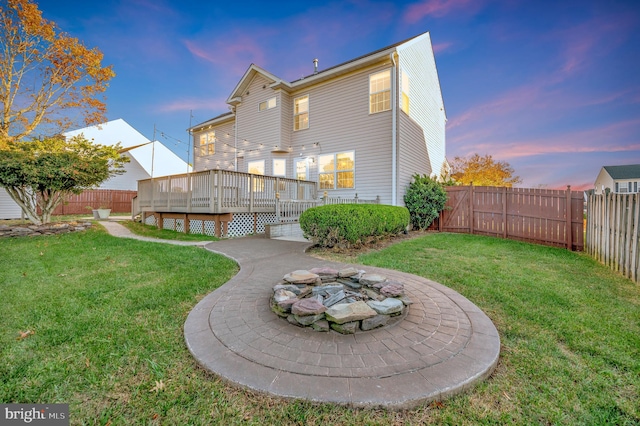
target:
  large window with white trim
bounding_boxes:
[295,158,309,181]
[272,158,286,177]
[198,131,215,156]
[369,70,391,114]
[248,160,265,192]
[318,151,355,190]
[294,95,309,130]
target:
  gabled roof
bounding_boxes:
[603,164,640,179]
[64,119,191,178]
[192,30,441,130]
[226,64,289,105]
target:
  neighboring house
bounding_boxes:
[189,31,446,206]
[0,119,191,219]
[594,164,640,194]
[65,118,191,189]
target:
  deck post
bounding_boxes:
[167,176,172,211]
[209,170,216,214]
[249,175,255,212]
[216,170,223,214]
[186,174,192,212]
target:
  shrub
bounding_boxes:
[403,174,447,230]
[299,204,409,248]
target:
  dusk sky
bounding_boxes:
[35,0,640,190]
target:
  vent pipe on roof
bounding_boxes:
[313,58,318,74]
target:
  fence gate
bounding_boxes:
[439,186,471,233]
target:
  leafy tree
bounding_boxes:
[0,0,115,145]
[404,174,447,230]
[0,136,128,224]
[450,153,522,187]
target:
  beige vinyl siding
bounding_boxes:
[289,63,394,204]
[398,113,431,197]
[236,74,289,176]
[396,33,446,188]
[193,119,235,172]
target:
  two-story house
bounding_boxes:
[189,31,446,206]
[594,164,640,194]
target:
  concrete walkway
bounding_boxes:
[101,221,500,409]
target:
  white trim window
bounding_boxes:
[199,131,215,156]
[295,158,309,181]
[248,160,265,192]
[318,151,355,190]
[294,95,309,130]
[369,69,391,114]
[259,97,277,111]
[272,158,286,177]
[248,160,264,175]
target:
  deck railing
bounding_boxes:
[137,170,318,214]
[274,194,380,222]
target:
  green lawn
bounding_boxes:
[120,220,220,242]
[1,229,638,425]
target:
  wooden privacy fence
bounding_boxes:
[52,189,137,215]
[437,185,584,251]
[586,192,639,283]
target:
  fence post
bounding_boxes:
[632,193,639,282]
[469,183,474,234]
[502,186,508,239]
[566,185,572,250]
[275,192,281,222]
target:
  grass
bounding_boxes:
[0,229,638,425]
[120,220,220,242]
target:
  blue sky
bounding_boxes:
[35,0,640,190]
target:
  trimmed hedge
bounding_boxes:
[299,204,409,248]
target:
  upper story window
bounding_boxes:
[294,95,309,130]
[401,69,410,114]
[259,97,277,111]
[318,151,355,190]
[369,69,391,114]
[199,131,215,156]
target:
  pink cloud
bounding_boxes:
[433,41,453,54]
[403,0,484,24]
[462,118,640,160]
[155,97,229,114]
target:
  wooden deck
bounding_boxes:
[136,170,318,215]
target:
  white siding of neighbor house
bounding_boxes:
[594,168,614,194]
[396,33,446,197]
[289,62,394,204]
[0,188,23,220]
[99,153,150,190]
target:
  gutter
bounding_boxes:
[390,52,398,206]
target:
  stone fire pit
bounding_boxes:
[271,267,411,334]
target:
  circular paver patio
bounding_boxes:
[184,237,500,409]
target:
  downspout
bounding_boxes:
[390,52,398,206]
[233,106,238,171]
